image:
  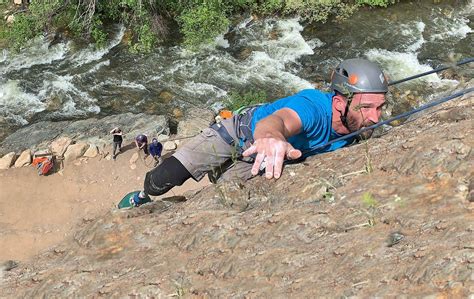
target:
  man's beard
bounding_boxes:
[346,116,375,140]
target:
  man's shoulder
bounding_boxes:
[296,89,333,100]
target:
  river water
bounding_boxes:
[0,0,472,142]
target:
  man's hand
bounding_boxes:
[243,108,303,179]
[243,137,301,179]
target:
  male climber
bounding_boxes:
[132,58,388,206]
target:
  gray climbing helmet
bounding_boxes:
[331,58,388,95]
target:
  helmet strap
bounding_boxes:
[340,94,353,129]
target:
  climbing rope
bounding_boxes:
[387,57,473,86]
[137,150,155,169]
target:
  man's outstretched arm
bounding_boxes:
[242,108,303,179]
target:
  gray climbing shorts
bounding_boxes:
[172,116,254,182]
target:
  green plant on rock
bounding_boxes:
[361,191,378,226]
[225,90,268,112]
[362,192,378,208]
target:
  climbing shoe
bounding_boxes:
[117,191,151,209]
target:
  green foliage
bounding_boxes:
[91,18,107,49]
[178,1,230,49]
[284,0,357,23]
[356,0,394,8]
[362,192,378,208]
[256,0,284,15]
[0,0,396,52]
[5,14,39,51]
[129,22,157,53]
[225,90,268,112]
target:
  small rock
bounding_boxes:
[387,232,405,247]
[157,134,169,142]
[14,149,32,167]
[0,260,18,271]
[50,136,73,157]
[158,91,174,103]
[64,142,88,161]
[130,163,137,170]
[0,152,16,169]
[163,141,177,151]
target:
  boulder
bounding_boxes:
[0,152,16,170]
[158,91,174,103]
[63,143,88,161]
[83,145,98,158]
[163,141,177,151]
[14,149,31,167]
[157,134,169,142]
[50,137,73,157]
[13,0,22,5]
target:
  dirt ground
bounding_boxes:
[0,143,209,262]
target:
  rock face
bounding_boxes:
[0,113,169,156]
[177,108,215,138]
[0,85,473,297]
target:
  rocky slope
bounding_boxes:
[0,82,473,297]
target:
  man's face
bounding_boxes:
[345,93,386,139]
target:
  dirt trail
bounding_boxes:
[0,144,209,262]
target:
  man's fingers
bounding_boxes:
[242,145,257,157]
[251,152,265,176]
[287,149,302,160]
[265,155,274,179]
[273,151,285,179]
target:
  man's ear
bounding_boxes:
[332,94,347,113]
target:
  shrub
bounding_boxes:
[178,1,230,49]
[225,90,268,111]
[356,0,395,7]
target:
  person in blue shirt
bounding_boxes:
[149,138,163,166]
[128,58,389,206]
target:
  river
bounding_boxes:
[0,0,472,142]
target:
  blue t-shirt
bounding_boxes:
[251,89,354,158]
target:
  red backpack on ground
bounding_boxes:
[32,156,54,176]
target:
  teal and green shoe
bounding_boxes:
[117,191,152,209]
